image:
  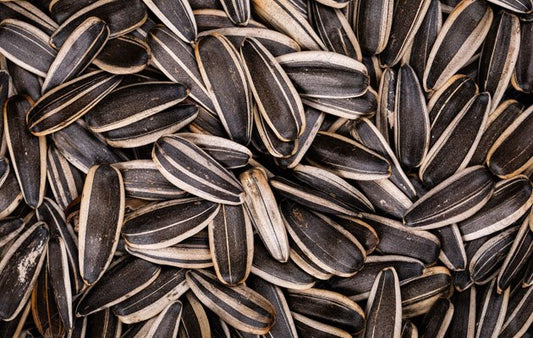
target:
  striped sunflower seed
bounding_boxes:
[352,0,394,55]
[477,11,521,110]
[0,0,58,34]
[511,19,532,93]
[498,284,533,338]
[179,292,211,338]
[306,132,391,181]
[291,311,351,338]
[251,0,326,50]
[152,135,244,204]
[458,175,532,241]
[193,8,264,32]
[0,19,56,78]
[251,238,315,290]
[423,0,493,90]
[50,0,147,49]
[364,267,402,338]
[418,298,454,338]
[0,157,22,221]
[112,267,188,324]
[198,27,300,56]
[433,224,467,271]
[447,285,476,338]
[186,269,276,335]
[142,0,196,43]
[276,51,368,99]
[486,0,533,13]
[209,204,253,285]
[86,308,121,338]
[219,0,250,25]
[42,17,109,94]
[195,33,252,145]
[122,197,219,249]
[27,71,121,136]
[47,236,73,330]
[31,266,65,337]
[288,288,366,336]
[78,164,125,286]
[147,25,216,114]
[5,61,42,102]
[4,95,47,208]
[93,35,151,75]
[0,221,48,321]
[475,279,509,338]
[309,1,362,60]
[486,104,533,179]
[404,166,495,229]
[76,256,160,316]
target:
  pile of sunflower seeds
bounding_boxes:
[0,0,531,336]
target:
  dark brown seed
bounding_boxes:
[93,35,151,74]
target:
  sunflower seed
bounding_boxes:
[331,216,379,254]
[419,298,454,338]
[209,204,253,285]
[447,285,476,338]
[78,164,125,285]
[306,132,391,181]
[498,284,533,338]
[195,34,252,145]
[47,236,73,329]
[0,19,56,78]
[486,104,533,179]
[31,265,65,337]
[309,1,362,60]
[380,0,431,67]
[199,27,300,56]
[147,25,216,115]
[186,269,275,335]
[241,38,304,141]
[153,135,244,204]
[112,267,188,324]
[420,93,490,187]
[86,308,121,337]
[302,87,378,119]
[143,301,183,338]
[50,0,147,49]
[486,0,533,13]
[475,279,509,338]
[86,81,188,133]
[27,71,121,136]
[0,0,57,35]
[424,0,493,90]
[270,176,362,217]
[401,266,453,318]
[41,17,109,94]
[352,117,416,199]
[247,276,298,338]
[281,201,366,277]
[409,0,442,81]
[364,267,401,338]
[469,226,518,284]
[251,238,315,290]
[289,243,333,281]
[179,291,211,338]
[251,0,326,50]
[394,64,430,171]
[76,256,160,316]
[362,214,440,265]
[291,311,351,338]
[0,159,23,220]
[353,0,394,55]
[193,8,264,31]
[51,121,127,173]
[4,95,46,208]
[0,221,48,321]
[404,166,495,229]
[497,212,532,292]
[126,231,213,269]
[218,0,250,25]
[0,218,23,248]
[326,255,425,301]
[354,179,412,219]
[288,288,365,335]
[113,160,187,200]
[123,197,219,249]
[5,61,42,102]
[459,176,532,241]
[478,11,521,110]
[93,35,151,74]
[105,105,199,148]
[433,224,467,271]
[375,67,395,145]
[0,300,31,338]
[142,0,196,43]
[277,51,368,99]
[511,19,532,93]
